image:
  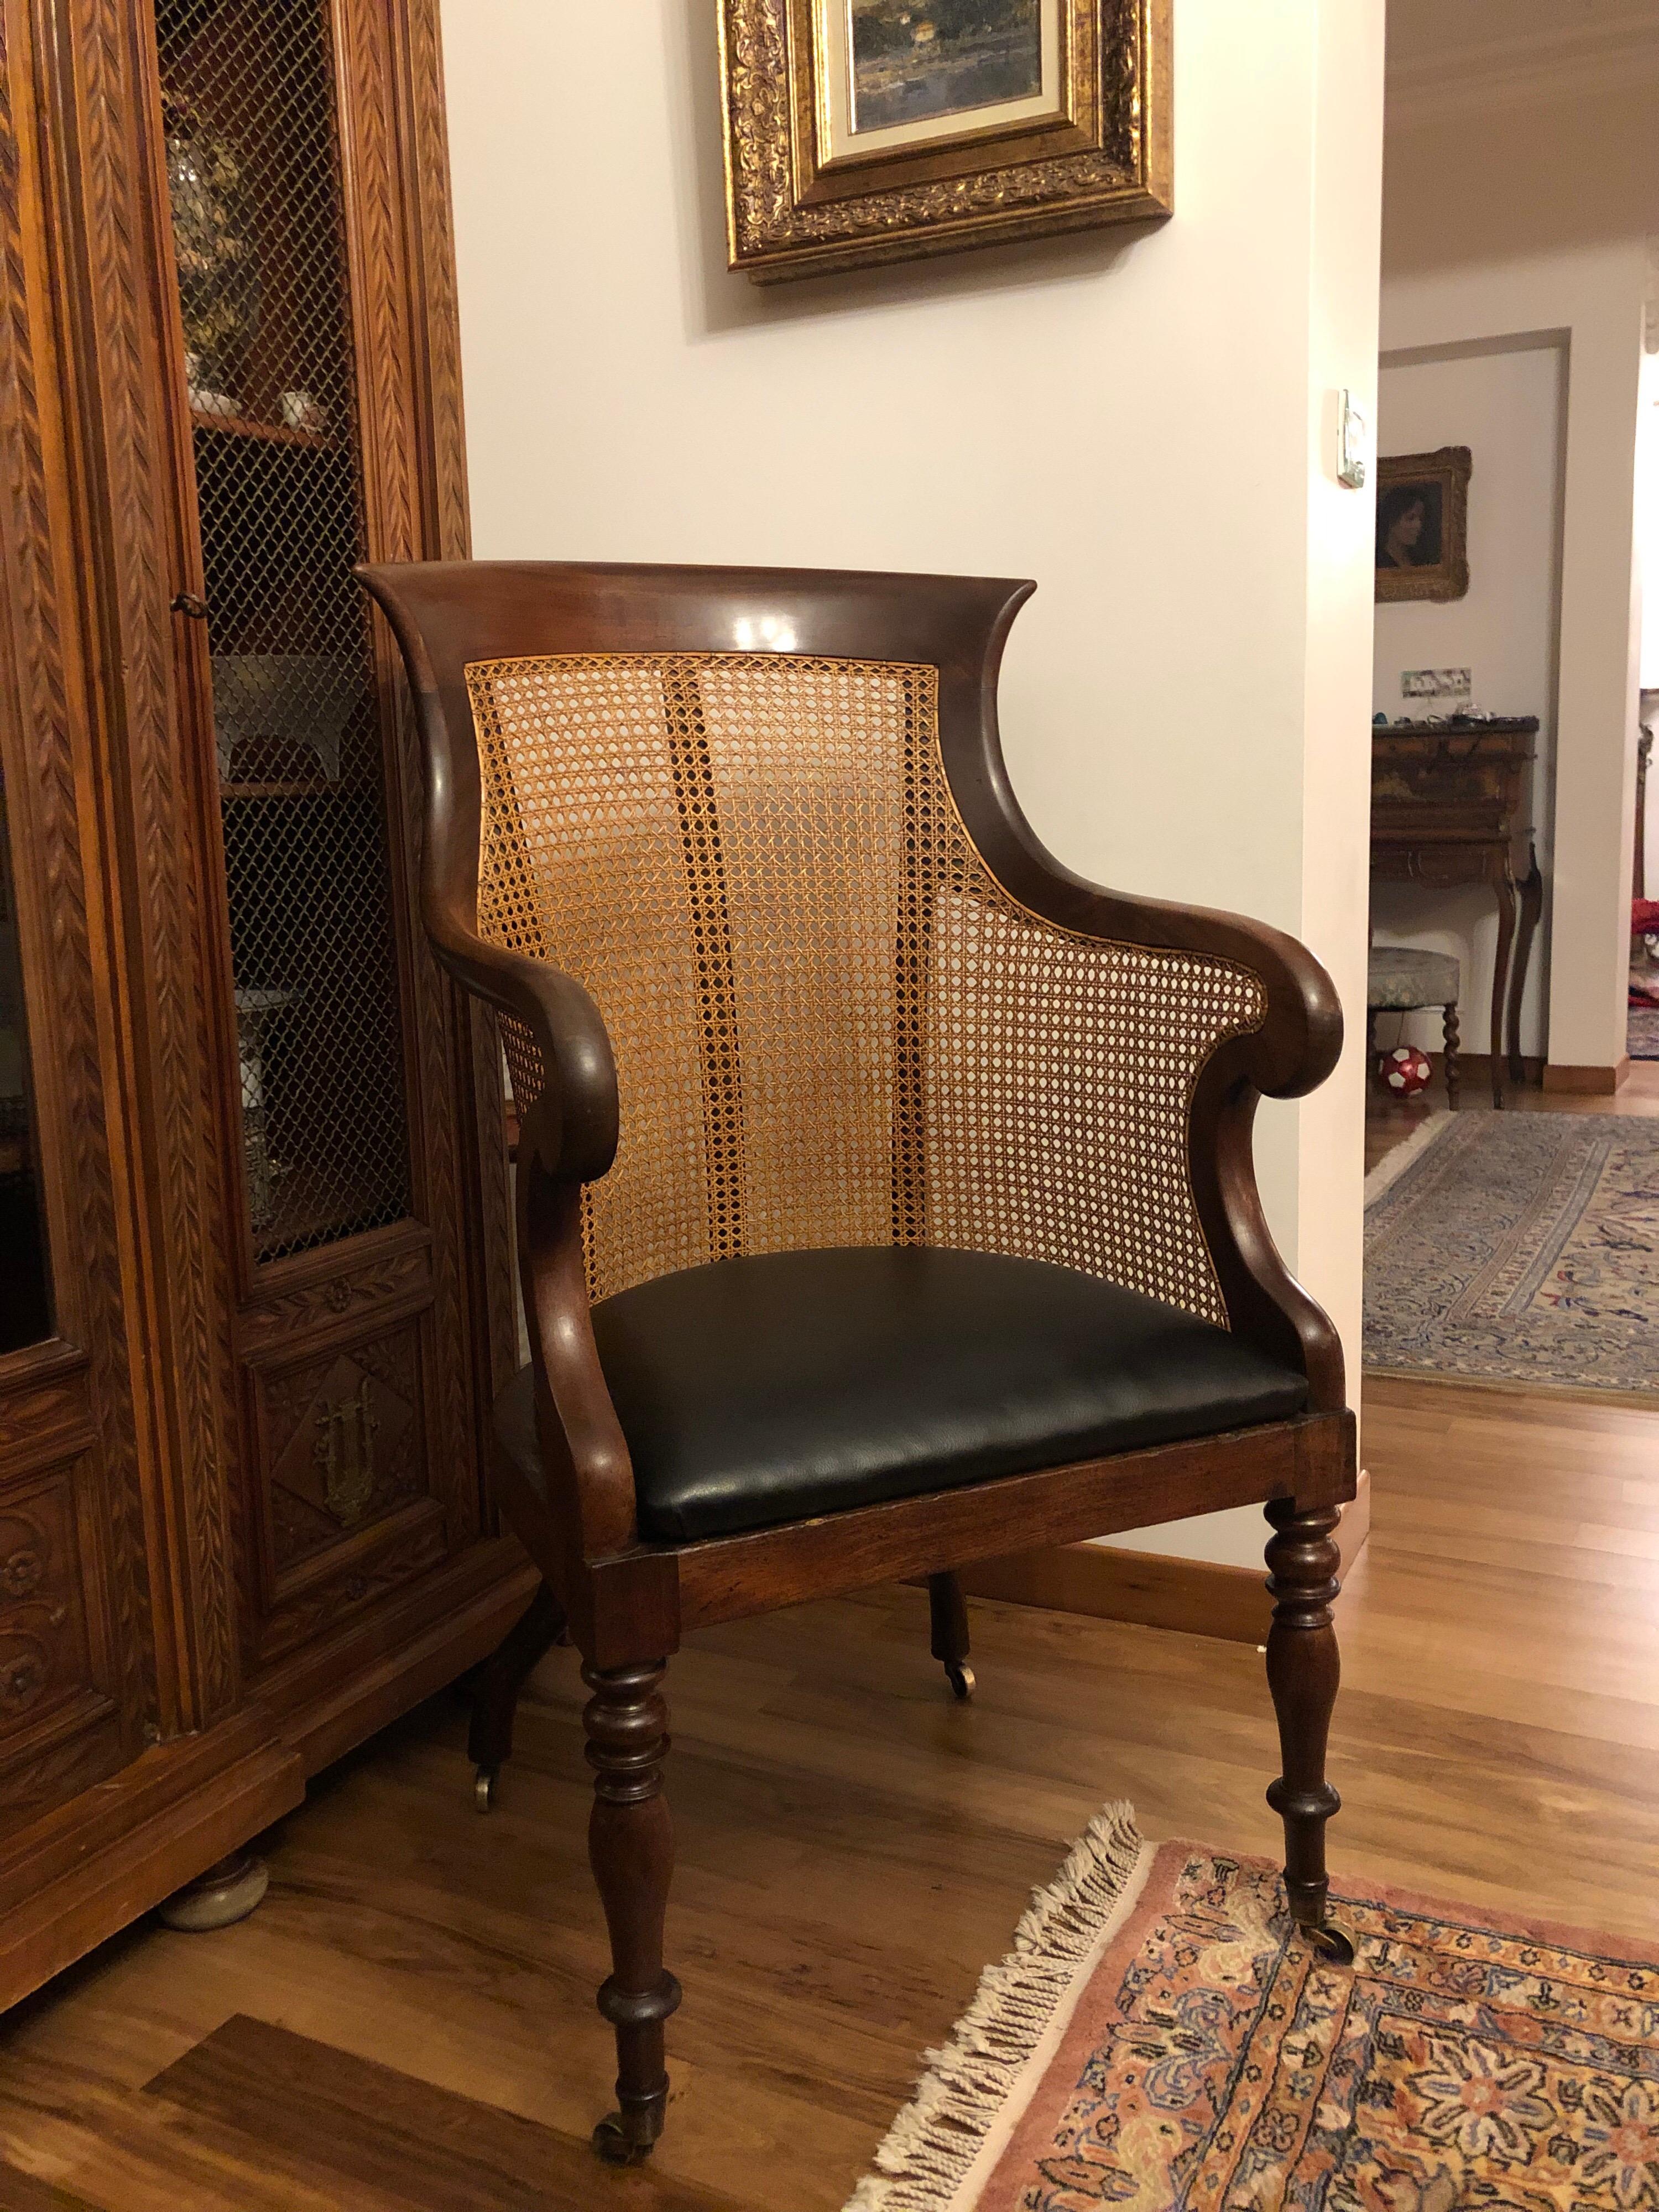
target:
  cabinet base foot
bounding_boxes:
[157,1850,270,1932]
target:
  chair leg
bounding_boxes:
[1442,1002,1460,1112]
[928,1571,975,1700]
[583,1659,681,2164]
[468,1580,568,1812]
[1264,1499,1353,1965]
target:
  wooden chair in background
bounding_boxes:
[357,560,1359,2165]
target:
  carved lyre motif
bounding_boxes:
[314,1375,379,1526]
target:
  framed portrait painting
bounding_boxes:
[1375,447,1471,604]
[718,0,1171,283]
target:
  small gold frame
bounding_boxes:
[719,0,1172,284]
[1375,447,1472,605]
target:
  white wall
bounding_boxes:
[442,0,1384,1570]
[1381,88,1652,1076]
[1370,340,1565,1060]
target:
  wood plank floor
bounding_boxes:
[1364,1056,1659,1171]
[137,2016,745,2212]
[7,1370,1659,2208]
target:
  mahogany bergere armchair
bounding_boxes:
[356,560,1358,2165]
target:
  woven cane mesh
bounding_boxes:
[156,0,410,1260]
[470,654,1267,1326]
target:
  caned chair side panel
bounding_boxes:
[466,651,1265,1322]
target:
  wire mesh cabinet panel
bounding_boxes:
[143,0,518,1673]
[158,0,408,1264]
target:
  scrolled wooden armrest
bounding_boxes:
[1120,890,1345,1413]
[972,817,1347,1413]
[1104,889,1346,1413]
[428,922,619,1187]
[431,924,638,1567]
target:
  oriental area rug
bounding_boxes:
[847,1807,1659,2212]
[1630,1006,1659,1061]
[1361,1110,1659,1397]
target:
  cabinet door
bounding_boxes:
[0,786,142,1839]
[0,20,152,1837]
[141,0,514,1673]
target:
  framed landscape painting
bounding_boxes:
[830,0,1053,151]
[1375,446,1472,604]
[719,0,1171,282]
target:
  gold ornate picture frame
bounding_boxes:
[1375,447,1472,604]
[719,0,1171,283]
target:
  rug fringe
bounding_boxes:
[842,1803,1146,2212]
[1363,1109,1453,1206]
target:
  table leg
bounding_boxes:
[1490,871,1517,1109]
[1507,848,1543,1086]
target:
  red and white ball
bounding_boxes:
[1380,1045,1433,1095]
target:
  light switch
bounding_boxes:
[1337,389,1368,490]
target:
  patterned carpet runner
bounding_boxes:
[850,1813,1659,2211]
[1363,1112,1659,1397]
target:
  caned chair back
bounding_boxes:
[463,645,1264,1326]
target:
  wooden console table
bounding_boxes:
[1370,718,1543,1108]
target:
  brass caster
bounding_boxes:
[1301,1919,1355,1967]
[473,1765,497,1814]
[945,1661,975,1702]
[592,2113,656,2166]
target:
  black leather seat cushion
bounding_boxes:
[494,1245,1308,1546]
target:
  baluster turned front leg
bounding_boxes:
[583,1660,682,2163]
[1264,1500,1354,1965]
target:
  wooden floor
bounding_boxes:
[7,1378,1659,2208]
[4,1074,1659,2207]
[1365,1055,1659,1172]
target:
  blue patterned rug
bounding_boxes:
[1364,1112,1659,1394]
[1632,1003,1659,1059]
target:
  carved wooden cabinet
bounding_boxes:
[0,0,530,2007]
